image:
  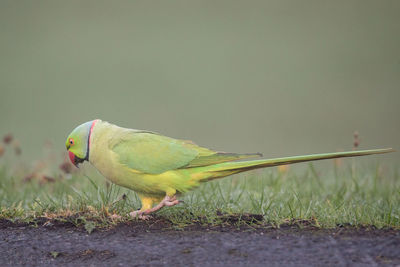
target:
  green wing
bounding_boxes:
[112,132,261,174]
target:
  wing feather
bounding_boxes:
[112,132,262,174]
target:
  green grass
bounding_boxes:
[0,161,399,229]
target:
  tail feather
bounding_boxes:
[200,148,394,180]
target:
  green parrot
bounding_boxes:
[66,119,393,218]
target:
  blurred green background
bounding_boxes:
[0,0,399,163]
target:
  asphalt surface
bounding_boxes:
[0,220,399,266]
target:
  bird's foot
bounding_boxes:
[129,210,151,220]
[162,195,181,207]
[128,195,182,219]
[143,195,181,214]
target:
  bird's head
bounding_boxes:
[65,120,98,167]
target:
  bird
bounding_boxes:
[66,119,393,219]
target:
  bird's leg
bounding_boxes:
[129,196,155,220]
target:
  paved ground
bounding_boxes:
[0,219,399,266]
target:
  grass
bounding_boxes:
[0,156,399,230]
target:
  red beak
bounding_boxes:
[68,151,77,167]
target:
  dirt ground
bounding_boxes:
[0,218,399,266]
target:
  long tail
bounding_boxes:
[196,148,394,181]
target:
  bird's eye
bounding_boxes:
[69,138,74,145]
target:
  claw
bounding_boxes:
[164,200,180,207]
